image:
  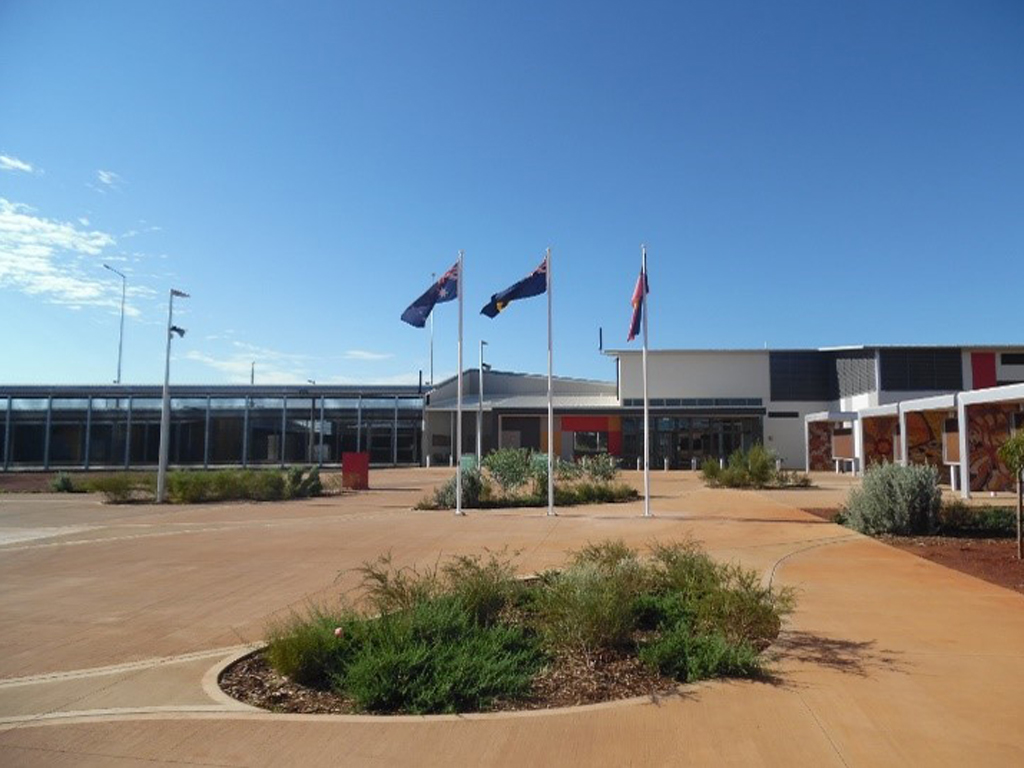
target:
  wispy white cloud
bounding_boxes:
[324,372,424,386]
[0,197,142,315]
[344,349,394,361]
[78,216,90,226]
[97,169,122,187]
[0,155,36,174]
[185,345,311,385]
[185,337,417,385]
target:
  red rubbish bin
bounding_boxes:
[342,452,370,490]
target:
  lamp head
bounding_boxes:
[170,325,186,338]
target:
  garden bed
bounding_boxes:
[220,541,793,715]
[803,506,1024,595]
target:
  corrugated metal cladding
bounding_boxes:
[834,350,876,398]
[879,348,963,391]
[770,350,877,401]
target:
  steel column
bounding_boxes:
[203,395,211,469]
[356,396,362,452]
[280,397,287,468]
[124,397,133,469]
[3,396,11,471]
[392,396,398,466]
[242,397,250,468]
[84,397,93,470]
[43,395,53,471]
[318,396,325,467]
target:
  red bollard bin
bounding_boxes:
[342,452,369,490]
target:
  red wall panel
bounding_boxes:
[971,352,997,389]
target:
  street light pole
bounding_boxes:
[157,288,189,503]
[103,264,127,384]
[477,340,487,465]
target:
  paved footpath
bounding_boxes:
[0,470,1021,766]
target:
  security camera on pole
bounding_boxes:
[157,288,189,503]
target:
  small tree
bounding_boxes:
[998,431,1024,560]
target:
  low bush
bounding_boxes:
[81,468,320,504]
[937,501,1015,538]
[266,540,793,713]
[700,458,721,483]
[580,452,619,482]
[84,473,155,503]
[423,468,487,509]
[842,462,941,535]
[340,596,542,714]
[49,472,77,493]
[482,448,533,495]
[700,445,810,490]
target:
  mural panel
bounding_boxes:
[967,403,1017,492]
[808,421,831,471]
[862,416,898,467]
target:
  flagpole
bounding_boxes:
[429,272,435,387]
[641,244,651,518]
[455,251,465,516]
[546,247,555,517]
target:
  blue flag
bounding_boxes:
[480,258,547,318]
[401,261,459,328]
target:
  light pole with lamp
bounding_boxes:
[477,340,488,465]
[157,288,189,503]
[102,264,127,384]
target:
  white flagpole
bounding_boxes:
[641,244,651,518]
[546,247,555,517]
[429,272,435,387]
[455,251,465,516]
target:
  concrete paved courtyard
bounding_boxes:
[0,469,1022,766]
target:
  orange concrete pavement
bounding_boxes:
[0,469,1021,766]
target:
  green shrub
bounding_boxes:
[701,458,721,483]
[938,501,1015,538]
[482,448,533,495]
[639,627,761,682]
[998,431,1024,479]
[266,607,359,689]
[339,596,542,714]
[532,560,641,654]
[581,452,619,482]
[85,473,155,503]
[428,468,486,509]
[843,462,941,535]
[744,444,775,487]
[245,470,287,501]
[356,552,441,615]
[442,549,520,625]
[49,472,76,493]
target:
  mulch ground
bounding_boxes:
[220,648,683,715]
[802,508,1024,595]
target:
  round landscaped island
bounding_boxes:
[220,541,793,715]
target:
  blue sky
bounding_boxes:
[1,1,1022,386]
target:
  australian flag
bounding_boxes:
[480,258,547,318]
[400,261,460,328]
[627,266,649,342]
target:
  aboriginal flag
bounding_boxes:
[627,267,649,342]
